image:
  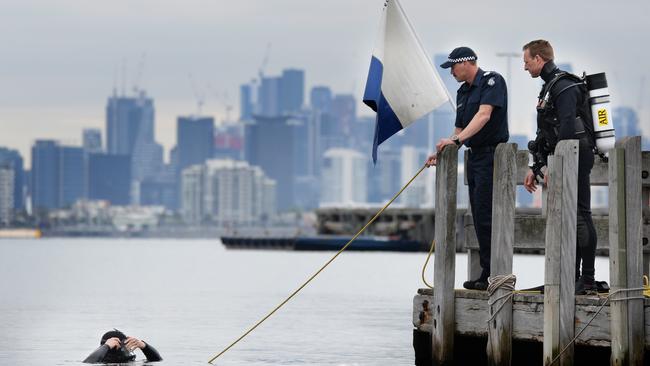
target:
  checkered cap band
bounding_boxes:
[447,56,477,63]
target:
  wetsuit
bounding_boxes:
[83,342,162,363]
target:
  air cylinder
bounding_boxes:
[586,73,615,151]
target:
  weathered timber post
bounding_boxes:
[464,150,482,282]
[609,136,644,365]
[431,145,458,365]
[486,143,517,366]
[543,140,578,366]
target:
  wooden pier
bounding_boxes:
[413,136,650,365]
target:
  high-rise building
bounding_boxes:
[31,142,98,209]
[139,161,177,210]
[239,84,254,121]
[177,116,215,173]
[331,94,356,136]
[0,165,14,226]
[31,140,60,210]
[181,159,275,225]
[613,106,641,137]
[279,68,304,114]
[367,146,402,203]
[82,128,102,153]
[214,123,244,160]
[0,147,24,210]
[400,146,428,207]
[321,148,368,205]
[88,153,131,205]
[245,115,295,210]
[310,86,332,113]
[258,76,281,117]
[59,146,86,207]
[106,91,163,182]
[181,165,204,224]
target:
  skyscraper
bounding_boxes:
[0,147,24,210]
[31,140,60,210]
[82,128,102,153]
[331,94,356,136]
[321,148,368,205]
[310,86,332,113]
[280,68,304,114]
[258,76,281,117]
[0,165,14,226]
[181,159,275,225]
[177,116,215,173]
[245,115,295,210]
[106,91,163,182]
[59,146,86,207]
[88,153,131,205]
[239,84,254,121]
[31,141,87,210]
[613,106,641,137]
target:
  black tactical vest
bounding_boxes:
[536,72,595,154]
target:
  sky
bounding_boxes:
[2,0,649,167]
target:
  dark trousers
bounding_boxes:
[576,147,597,280]
[467,150,495,280]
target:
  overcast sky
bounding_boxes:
[2,0,649,166]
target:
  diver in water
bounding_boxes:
[83,329,162,363]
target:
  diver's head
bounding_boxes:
[100,329,136,363]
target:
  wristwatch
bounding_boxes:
[450,135,462,147]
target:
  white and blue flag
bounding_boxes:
[363,0,451,163]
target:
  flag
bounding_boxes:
[363,0,450,163]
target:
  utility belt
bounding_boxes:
[467,145,498,154]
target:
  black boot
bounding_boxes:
[575,275,597,295]
[463,272,488,291]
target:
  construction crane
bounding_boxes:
[188,73,206,116]
[258,42,271,82]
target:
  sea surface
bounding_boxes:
[0,238,610,365]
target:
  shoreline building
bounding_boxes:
[181,159,275,226]
[0,165,14,226]
[321,148,368,206]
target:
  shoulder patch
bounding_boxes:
[487,77,495,86]
[483,71,492,76]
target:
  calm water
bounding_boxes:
[0,239,610,365]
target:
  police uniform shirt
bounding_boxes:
[454,68,509,147]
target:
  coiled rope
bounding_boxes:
[207,164,427,364]
[486,274,517,323]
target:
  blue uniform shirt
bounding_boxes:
[454,68,509,147]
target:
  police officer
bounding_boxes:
[425,46,509,290]
[522,39,598,295]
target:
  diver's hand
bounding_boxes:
[524,169,537,193]
[125,336,146,351]
[104,337,121,349]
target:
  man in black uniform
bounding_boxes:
[522,39,598,295]
[83,329,162,363]
[425,46,509,290]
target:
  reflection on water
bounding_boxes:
[0,239,609,365]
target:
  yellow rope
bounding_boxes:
[421,239,435,288]
[207,164,428,364]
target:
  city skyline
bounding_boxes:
[2,0,650,165]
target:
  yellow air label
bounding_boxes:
[598,108,609,126]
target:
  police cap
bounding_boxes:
[440,47,478,69]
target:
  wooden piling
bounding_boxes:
[543,140,578,366]
[486,143,517,366]
[609,136,644,365]
[431,145,458,365]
